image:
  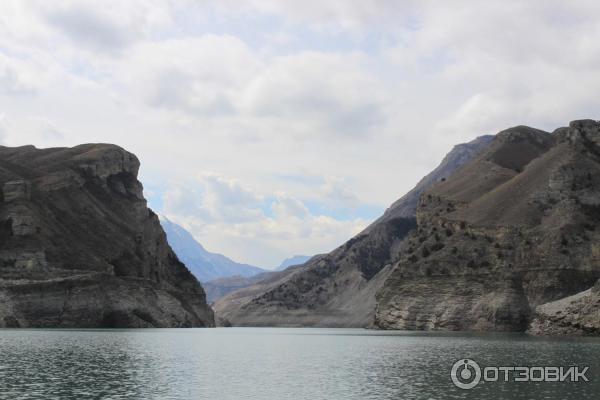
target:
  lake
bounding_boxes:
[1,328,599,399]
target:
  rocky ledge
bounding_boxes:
[528,279,600,336]
[0,144,214,328]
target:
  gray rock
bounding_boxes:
[0,143,214,328]
[528,281,600,336]
[374,120,600,333]
[2,180,31,202]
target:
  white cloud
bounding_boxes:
[0,52,44,96]
[319,176,360,207]
[0,114,7,144]
[161,174,368,266]
[162,173,264,225]
[40,0,173,53]
[0,114,68,148]
[199,172,265,223]
[271,193,310,219]
[115,35,260,116]
[0,67,36,96]
[193,213,366,268]
[241,51,387,138]
[217,0,418,32]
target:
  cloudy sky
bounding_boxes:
[1,1,599,267]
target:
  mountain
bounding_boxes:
[374,120,600,333]
[160,217,267,282]
[364,135,494,230]
[276,255,312,271]
[528,280,600,336]
[202,256,313,304]
[0,144,214,328]
[203,274,269,304]
[213,135,494,327]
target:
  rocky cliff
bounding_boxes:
[213,136,493,327]
[0,144,214,328]
[528,279,600,336]
[374,120,600,332]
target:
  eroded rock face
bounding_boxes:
[374,120,600,332]
[527,279,600,336]
[3,180,31,202]
[0,144,214,328]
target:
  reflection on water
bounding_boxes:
[1,328,600,399]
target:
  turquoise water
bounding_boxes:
[1,328,600,399]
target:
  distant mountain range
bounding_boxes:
[276,255,311,271]
[160,217,267,282]
[203,255,312,304]
[160,217,310,285]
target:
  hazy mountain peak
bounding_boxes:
[160,218,267,282]
[276,255,312,271]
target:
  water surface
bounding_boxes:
[1,328,599,399]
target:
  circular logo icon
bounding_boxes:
[451,359,481,390]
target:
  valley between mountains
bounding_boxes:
[2,120,600,335]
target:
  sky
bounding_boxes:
[1,1,599,268]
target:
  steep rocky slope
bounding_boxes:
[365,135,494,231]
[161,217,266,282]
[528,279,600,336]
[375,120,600,331]
[203,274,269,303]
[213,136,493,327]
[0,144,214,328]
